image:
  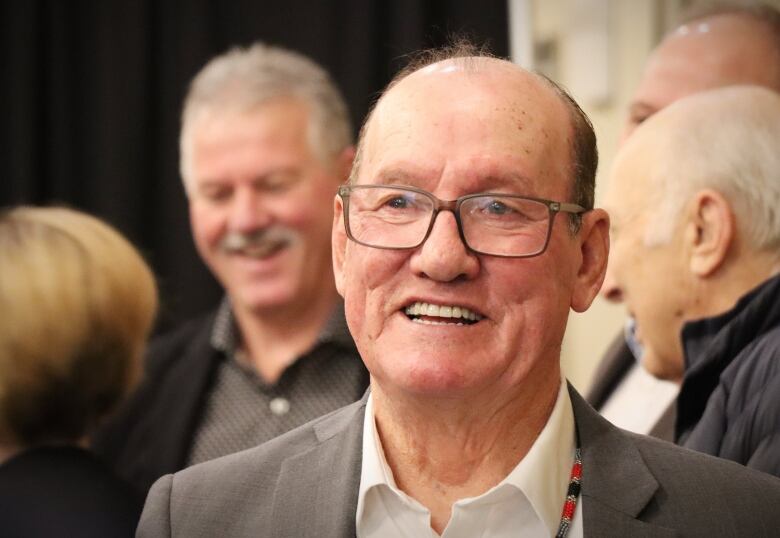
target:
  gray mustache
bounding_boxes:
[220,227,298,256]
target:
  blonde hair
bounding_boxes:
[0,207,158,446]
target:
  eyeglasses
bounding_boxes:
[338,184,587,258]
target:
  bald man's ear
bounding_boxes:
[571,209,610,312]
[332,194,348,297]
[686,190,734,277]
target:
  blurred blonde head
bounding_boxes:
[0,207,157,448]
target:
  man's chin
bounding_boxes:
[228,285,299,315]
[640,351,683,382]
[228,244,292,273]
[368,348,494,397]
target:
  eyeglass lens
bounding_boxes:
[344,186,552,257]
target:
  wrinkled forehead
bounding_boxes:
[360,59,574,195]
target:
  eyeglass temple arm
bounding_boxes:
[554,202,587,214]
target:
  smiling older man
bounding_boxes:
[137,44,780,538]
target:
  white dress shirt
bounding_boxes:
[356,380,584,538]
[600,363,679,435]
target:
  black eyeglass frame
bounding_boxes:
[337,184,588,258]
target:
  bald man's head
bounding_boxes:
[351,43,598,218]
[624,8,780,139]
[605,85,780,379]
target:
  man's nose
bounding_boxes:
[228,189,272,232]
[600,260,623,303]
[409,211,479,282]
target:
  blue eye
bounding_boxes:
[486,200,512,215]
[387,196,410,209]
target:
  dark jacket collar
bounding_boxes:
[678,273,780,439]
[211,296,355,356]
[682,273,780,373]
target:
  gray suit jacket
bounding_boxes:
[138,386,780,537]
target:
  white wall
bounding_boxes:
[517,0,659,389]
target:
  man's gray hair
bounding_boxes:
[180,43,352,189]
[645,85,780,252]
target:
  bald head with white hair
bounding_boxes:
[604,85,780,380]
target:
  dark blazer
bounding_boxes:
[92,312,222,496]
[93,308,369,497]
[138,386,780,537]
[586,333,676,441]
[0,446,142,538]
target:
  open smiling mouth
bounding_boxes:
[403,301,484,326]
[222,236,291,259]
[240,239,289,259]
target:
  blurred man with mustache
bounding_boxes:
[92,43,368,496]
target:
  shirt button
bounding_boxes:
[269,397,290,416]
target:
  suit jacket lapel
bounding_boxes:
[570,386,678,537]
[267,387,678,537]
[270,398,367,538]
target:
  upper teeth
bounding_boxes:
[404,302,483,321]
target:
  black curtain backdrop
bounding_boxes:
[1,1,509,331]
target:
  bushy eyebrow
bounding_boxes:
[373,167,421,186]
[195,166,302,188]
[479,173,534,193]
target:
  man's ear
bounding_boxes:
[686,189,734,277]
[571,208,610,313]
[332,194,348,297]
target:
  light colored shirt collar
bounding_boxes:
[356,379,580,538]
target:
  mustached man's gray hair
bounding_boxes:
[180,43,353,191]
